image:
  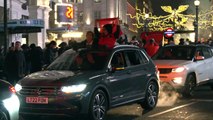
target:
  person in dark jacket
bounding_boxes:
[4,41,26,85]
[21,44,30,75]
[77,31,98,49]
[58,42,68,56]
[29,44,44,73]
[43,41,57,65]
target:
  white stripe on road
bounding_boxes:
[192,99,213,102]
[149,102,197,118]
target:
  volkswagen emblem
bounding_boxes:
[37,88,42,95]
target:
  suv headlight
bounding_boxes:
[61,84,87,93]
[15,84,22,92]
[172,67,185,73]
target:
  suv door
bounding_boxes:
[194,47,208,83]
[201,46,213,81]
[107,50,133,105]
[123,49,150,98]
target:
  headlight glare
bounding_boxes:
[61,84,87,93]
[172,67,185,73]
[15,84,22,92]
[172,77,183,84]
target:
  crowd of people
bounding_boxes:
[0,24,161,85]
[1,23,212,85]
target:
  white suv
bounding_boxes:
[152,45,213,97]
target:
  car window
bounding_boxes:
[202,47,212,59]
[111,51,127,68]
[124,50,142,66]
[152,46,195,60]
[47,49,109,71]
[139,50,149,64]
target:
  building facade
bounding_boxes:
[0,0,50,49]
[1,0,152,48]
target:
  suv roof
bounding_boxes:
[113,45,139,49]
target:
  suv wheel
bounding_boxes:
[0,109,8,120]
[140,81,159,110]
[182,74,196,97]
[89,90,108,120]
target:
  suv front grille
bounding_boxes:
[159,68,172,74]
[19,87,62,96]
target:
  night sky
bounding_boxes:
[150,0,211,16]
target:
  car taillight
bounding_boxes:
[9,86,16,93]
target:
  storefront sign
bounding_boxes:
[55,3,74,25]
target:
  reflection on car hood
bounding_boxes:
[19,70,105,86]
[153,60,192,67]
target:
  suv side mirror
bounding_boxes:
[194,56,204,61]
[42,64,49,70]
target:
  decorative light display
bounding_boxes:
[199,6,213,30]
[127,4,213,31]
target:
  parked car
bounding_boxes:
[152,44,213,97]
[0,79,20,120]
[15,45,159,120]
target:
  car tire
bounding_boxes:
[89,90,108,120]
[182,74,196,97]
[0,109,8,120]
[140,81,159,110]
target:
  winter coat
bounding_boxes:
[4,49,26,84]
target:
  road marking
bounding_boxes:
[192,99,213,102]
[149,102,197,118]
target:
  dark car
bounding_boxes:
[0,80,20,120]
[15,45,159,120]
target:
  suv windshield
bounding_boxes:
[47,49,110,71]
[152,46,196,60]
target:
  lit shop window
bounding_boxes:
[94,0,101,3]
[76,0,83,3]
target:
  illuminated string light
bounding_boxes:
[127,4,213,31]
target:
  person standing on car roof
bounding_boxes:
[77,31,99,49]
[95,24,121,49]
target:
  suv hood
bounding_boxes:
[153,60,192,68]
[19,70,105,86]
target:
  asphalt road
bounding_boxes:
[107,85,213,120]
[20,85,213,120]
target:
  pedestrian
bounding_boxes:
[21,44,31,75]
[58,42,68,56]
[144,38,159,57]
[43,41,57,66]
[179,38,185,45]
[4,41,26,85]
[130,36,140,46]
[29,44,44,73]
[117,34,128,45]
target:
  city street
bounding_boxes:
[21,85,213,120]
[107,85,213,120]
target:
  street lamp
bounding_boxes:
[3,0,8,55]
[194,0,200,44]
